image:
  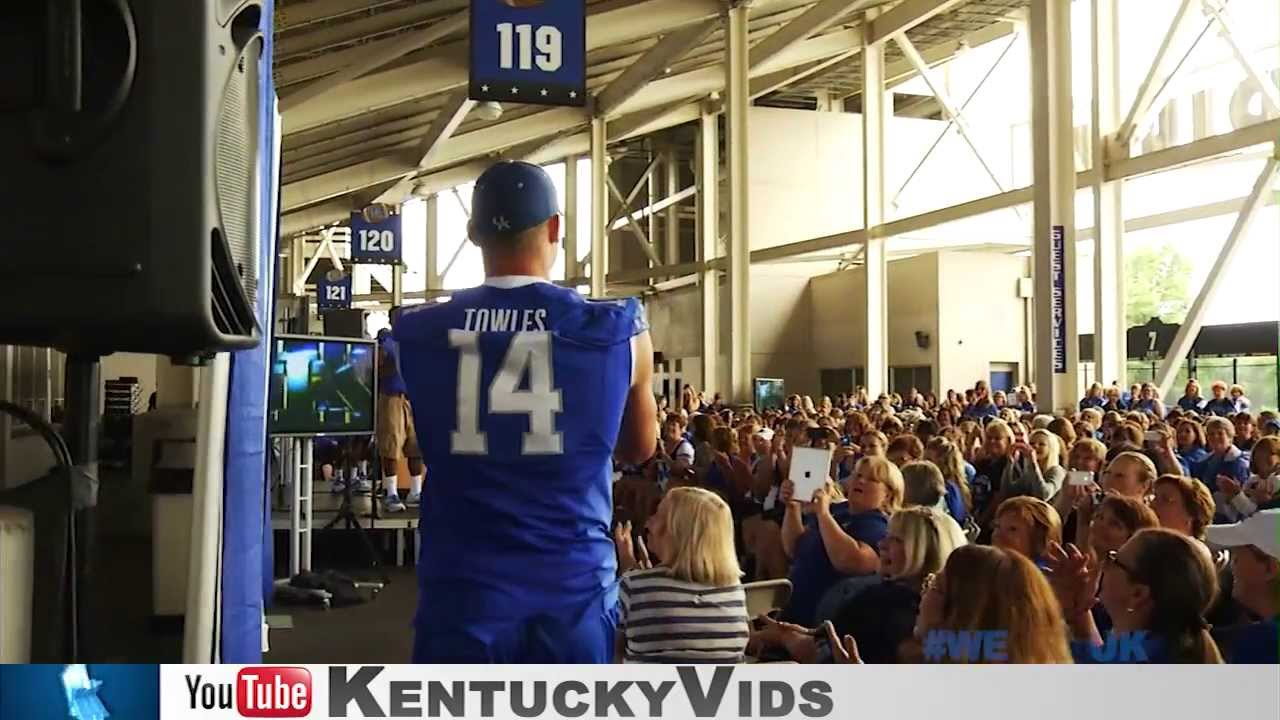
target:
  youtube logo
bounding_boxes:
[185,667,312,718]
[237,668,312,718]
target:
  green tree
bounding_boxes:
[1126,245,1192,327]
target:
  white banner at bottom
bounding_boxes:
[160,664,1278,720]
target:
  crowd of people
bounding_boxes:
[611,379,1280,664]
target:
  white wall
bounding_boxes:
[809,254,941,391]
[747,107,862,250]
[936,251,1030,393]
[645,268,819,398]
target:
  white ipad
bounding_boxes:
[789,446,834,502]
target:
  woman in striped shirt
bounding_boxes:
[614,487,748,663]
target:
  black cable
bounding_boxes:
[0,401,73,468]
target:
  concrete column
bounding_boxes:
[1092,0,1126,388]
[664,147,680,267]
[648,153,660,271]
[564,156,579,281]
[861,9,888,398]
[1030,0,1080,412]
[725,1,752,404]
[424,194,440,291]
[590,117,609,298]
[698,106,720,396]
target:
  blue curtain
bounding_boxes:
[219,0,277,663]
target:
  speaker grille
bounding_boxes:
[213,40,261,310]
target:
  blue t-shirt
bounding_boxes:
[394,278,645,622]
[1176,446,1209,475]
[1204,398,1238,417]
[1080,396,1105,410]
[1192,449,1250,496]
[964,402,998,420]
[1215,620,1280,664]
[783,503,888,627]
[377,332,409,396]
[943,482,968,524]
[1177,396,1204,412]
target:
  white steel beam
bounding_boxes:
[590,117,609,298]
[1201,0,1280,116]
[564,154,580,281]
[726,2,752,404]
[865,0,968,45]
[415,90,476,168]
[1092,0,1127,387]
[698,104,720,396]
[749,0,868,68]
[608,177,663,266]
[1115,0,1197,149]
[611,185,699,231]
[861,7,888,399]
[275,0,409,32]
[276,2,466,60]
[664,147,681,267]
[1030,0,1080,412]
[281,12,469,114]
[1154,156,1279,396]
[595,20,717,118]
[892,32,1009,195]
[424,195,440,291]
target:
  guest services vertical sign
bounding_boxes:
[1051,225,1066,373]
[469,0,586,107]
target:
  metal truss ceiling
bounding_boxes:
[274,0,1028,232]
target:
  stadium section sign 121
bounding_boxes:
[469,1,586,107]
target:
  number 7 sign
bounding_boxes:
[469,0,586,107]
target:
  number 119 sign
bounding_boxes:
[469,0,586,108]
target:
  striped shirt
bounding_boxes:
[618,568,748,664]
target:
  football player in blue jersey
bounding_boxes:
[376,321,425,513]
[394,160,657,663]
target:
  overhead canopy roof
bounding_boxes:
[275,0,1028,236]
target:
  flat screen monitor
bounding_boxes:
[267,334,377,436]
[754,378,785,412]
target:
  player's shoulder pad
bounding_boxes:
[390,299,446,341]
[563,295,648,347]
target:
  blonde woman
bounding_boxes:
[752,507,967,664]
[614,487,748,663]
[778,456,903,626]
[992,496,1063,568]
[924,437,973,524]
[1000,428,1065,502]
[913,544,1073,663]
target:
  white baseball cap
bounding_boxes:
[1205,509,1280,562]
[755,428,775,442]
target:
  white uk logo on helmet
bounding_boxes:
[493,216,511,231]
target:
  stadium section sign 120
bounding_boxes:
[469,0,586,107]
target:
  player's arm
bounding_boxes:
[615,330,658,466]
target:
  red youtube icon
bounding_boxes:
[236,667,312,718]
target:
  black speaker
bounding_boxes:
[0,0,264,358]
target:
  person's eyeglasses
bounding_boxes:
[922,572,939,593]
[1104,550,1139,577]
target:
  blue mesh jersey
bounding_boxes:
[377,331,409,395]
[393,278,647,622]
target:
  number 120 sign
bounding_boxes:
[349,211,402,265]
[469,0,586,108]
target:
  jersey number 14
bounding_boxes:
[449,330,563,455]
